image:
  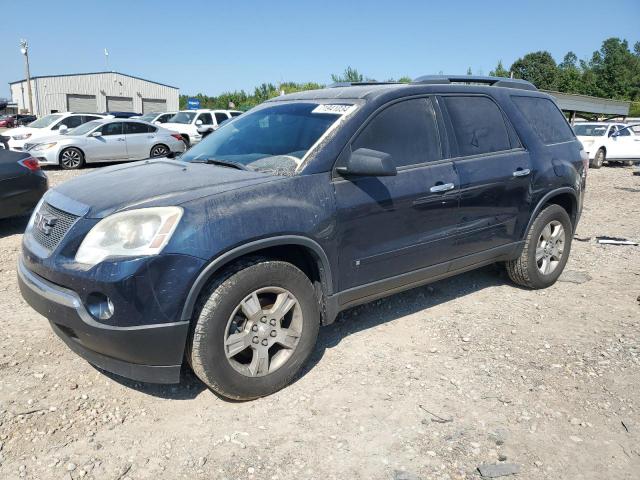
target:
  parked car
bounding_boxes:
[0,135,9,149]
[0,115,16,128]
[574,122,640,168]
[101,111,141,118]
[0,149,48,219]
[133,112,176,124]
[6,113,106,151]
[17,76,586,400]
[24,118,186,169]
[162,109,237,146]
[15,114,37,126]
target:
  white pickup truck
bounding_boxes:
[575,122,640,168]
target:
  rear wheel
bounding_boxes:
[59,147,85,170]
[181,135,190,148]
[590,148,605,169]
[506,204,572,289]
[189,258,320,400]
[150,144,170,158]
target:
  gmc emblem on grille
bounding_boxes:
[34,212,58,236]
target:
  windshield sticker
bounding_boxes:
[312,104,356,115]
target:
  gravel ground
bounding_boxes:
[0,165,639,480]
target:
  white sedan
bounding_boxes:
[575,122,640,168]
[23,119,186,169]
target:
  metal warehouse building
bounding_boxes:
[9,71,179,116]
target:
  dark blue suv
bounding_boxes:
[18,76,587,400]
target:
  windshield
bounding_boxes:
[574,124,608,137]
[180,102,349,175]
[69,120,102,136]
[138,113,158,122]
[168,112,196,124]
[28,114,64,129]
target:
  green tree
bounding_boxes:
[588,38,640,100]
[510,51,558,90]
[489,60,509,78]
[331,66,364,83]
[397,76,412,83]
[556,52,583,93]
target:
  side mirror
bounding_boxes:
[195,120,203,126]
[58,124,69,134]
[197,125,213,134]
[336,148,397,177]
[154,121,161,125]
[90,131,102,137]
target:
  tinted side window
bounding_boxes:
[443,96,511,155]
[512,96,575,145]
[352,98,441,168]
[230,111,242,117]
[83,115,102,123]
[54,116,83,130]
[215,112,229,124]
[198,113,213,125]
[617,126,630,136]
[101,122,124,136]
[158,114,172,122]
[125,122,149,134]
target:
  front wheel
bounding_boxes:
[506,204,572,289]
[189,259,320,400]
[59,147,85,170]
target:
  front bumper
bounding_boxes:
[18,258,189,383]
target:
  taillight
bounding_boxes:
[171,134,183,142]
[18,157,40,171]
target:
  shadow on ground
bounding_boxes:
[0,215,29,239]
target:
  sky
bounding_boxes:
[1,0,639,99]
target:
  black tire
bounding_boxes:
[150,144,170,158]
[590,148,605,169]
[181,135,190,148]
[188,258,320,400]
[59,147,85,170]
[506,204,573,289]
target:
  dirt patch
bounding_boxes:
[1,165,639,479]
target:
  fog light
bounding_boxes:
[86,293,114,321]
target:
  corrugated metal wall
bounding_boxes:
[10,73,179,116]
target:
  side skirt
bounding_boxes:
[323,241,523,325]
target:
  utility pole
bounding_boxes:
[19,39,34,115]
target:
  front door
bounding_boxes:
[438,95,532,257]
[334,97,460,292]
[84,122,127,162]
[608,125,639,159]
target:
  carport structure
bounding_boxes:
[545,90,631,124]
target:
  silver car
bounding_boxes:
[24,119,186,169]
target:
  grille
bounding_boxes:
[31,202,80,252]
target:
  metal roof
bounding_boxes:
[9,71,178,90]
[544,90,630,116]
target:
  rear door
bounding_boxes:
[84,122,127,162]
[334,97,460,292]
[439,94,531,259]
[124,122,154,160]
[214,111,230,127]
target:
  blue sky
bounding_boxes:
[1,0,639,99]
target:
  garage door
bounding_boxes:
[67,94,97,113]
[106,96,133,112]
[142,99,167,113]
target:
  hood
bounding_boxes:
[27,133,78,146]
[161,122,194,131]
[52,158,280,218]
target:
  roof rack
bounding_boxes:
[412,75,537,91]
[329,81,401,88]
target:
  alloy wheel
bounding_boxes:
[535,220,565,275]
[61,149,81,168]
[224,287,303,377]
[151,145,169,157]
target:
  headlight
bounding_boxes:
[12,133,32,140]
[32,142,57,151]
[75,207,183,265]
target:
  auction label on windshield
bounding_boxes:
[312,104,357,115]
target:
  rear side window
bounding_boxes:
[443,96,511,156]
[512,96,575,144]
[352,98,442,168]
[215,112,229,124]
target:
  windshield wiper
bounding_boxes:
[192,158,248,170]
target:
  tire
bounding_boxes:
[59,147,85,170]
[590,148,605,169]
[506,204,572,289]
[188,258,320,400]
[150,144,170,158]
[181,135,190,148]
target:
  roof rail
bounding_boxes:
[329,81,401,88]
[412,75,537,91]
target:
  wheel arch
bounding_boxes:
[58,146,85,165]
[180,235,333,323]
[150,143,170,156]
[524,188,578,237]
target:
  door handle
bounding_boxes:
[430,182,455,193]
[117,138,125,142]
[512,168,531,177]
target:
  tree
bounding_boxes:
[556,52,583,93]
[331,66,364,83]
[489,60,509,78]
[510,51,558,90]
[466,67,472,75]
[397,76,412,83]
[588,38,640,100]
